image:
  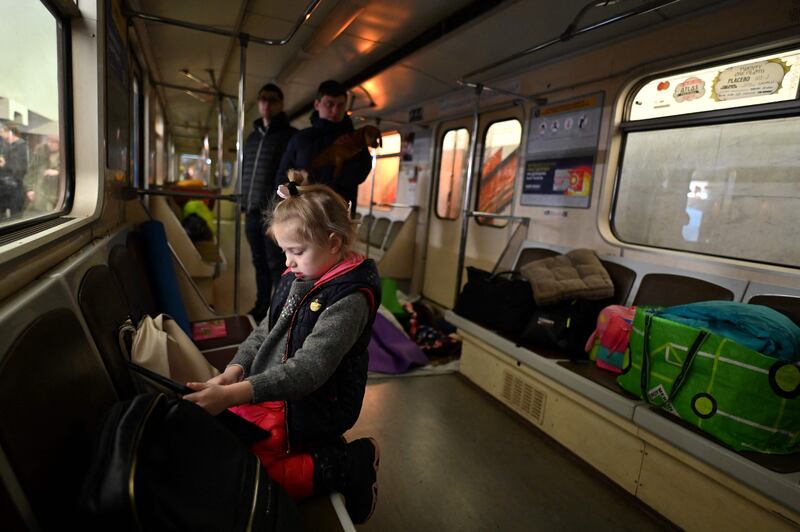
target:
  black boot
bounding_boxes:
[312,438,380,524]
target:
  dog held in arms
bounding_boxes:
[310,126,382,179]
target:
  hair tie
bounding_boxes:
[276,182,301,200]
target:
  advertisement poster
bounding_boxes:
[522,93,603,208]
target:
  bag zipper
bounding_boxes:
[128,394,164,531]
[245,460,262,532]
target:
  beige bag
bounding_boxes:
[120,314,219,384]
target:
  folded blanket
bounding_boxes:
[520,248,614,306]
[655,301,800,362]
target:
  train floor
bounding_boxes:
[345,374,675,531]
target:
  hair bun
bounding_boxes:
[286,169,308,186]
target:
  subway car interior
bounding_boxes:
[2,0,800,530]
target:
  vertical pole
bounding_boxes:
[366,148,377,259]
[216,94,224,264]
[455,84,482,302]
[234,35,248,315]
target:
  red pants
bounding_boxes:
[229,401,315,501]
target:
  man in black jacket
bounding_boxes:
[277,80,372,215]
[242,83,297,322]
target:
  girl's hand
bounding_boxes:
[183,382,233,416]
[207,365,243,386]
[183,380,253,416]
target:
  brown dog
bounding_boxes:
[310,125,382,179]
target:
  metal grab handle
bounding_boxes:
[467,211,530,222]
[370,202,418,209]
[136,188,240,202]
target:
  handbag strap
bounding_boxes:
[640,312,710,407]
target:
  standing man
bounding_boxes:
[242,83,297,322]
[277,80,372,214]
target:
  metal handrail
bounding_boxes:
[467,211,530,222]
[136,188,239,202]
[371,202,419,209]
[126,0,321,46]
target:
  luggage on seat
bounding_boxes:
[585,305,636,373]
[518,298,611,358]
[454,267,534,335]
[618,307,800,454]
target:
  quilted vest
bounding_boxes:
[268,256,380,446]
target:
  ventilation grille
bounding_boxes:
[501,369,546,425]
[0,217,74,246]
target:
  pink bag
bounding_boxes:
[585,305,636,373]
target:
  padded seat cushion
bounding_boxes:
[0,309,117,528]
[521,249,614,306]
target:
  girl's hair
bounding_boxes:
[266,170,356,251]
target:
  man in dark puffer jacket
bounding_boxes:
[276,80,372,216]
[242,83,297,322]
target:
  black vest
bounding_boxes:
[269,258,381,447]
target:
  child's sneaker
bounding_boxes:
[343,437,380,524]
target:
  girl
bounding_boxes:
[184,172,381,524]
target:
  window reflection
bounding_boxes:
[0,1,63,227]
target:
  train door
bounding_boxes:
[422,106,524,307]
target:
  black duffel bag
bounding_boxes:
[455,267,535,335]
[80,393,301,531]
[518,298,610,358]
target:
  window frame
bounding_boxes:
[610,46,800,269]
[474,117,522,228]
[0,0,74,238]
[434,126,471,221]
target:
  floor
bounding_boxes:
[346,374,674,532]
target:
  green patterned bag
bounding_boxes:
[618,308,800,454]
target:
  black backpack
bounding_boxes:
[455,267,535,335]
[518,298,611,358]
[80,393,301,531]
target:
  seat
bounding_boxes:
[600,260,637,306]
[632,273,733,307]
[382,220,403,250]
[748,294,800,326]
[0,309,117,529]
[109,229,253,363]
[357,214,374,243]
[368,218,390,249]
[515,247,561,270]
[78,265,138,399]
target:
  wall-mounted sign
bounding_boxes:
[630,48,800,120]
[521,92,603,209]
[408,107,423,122]
[712,59,789,101]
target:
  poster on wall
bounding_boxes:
[106,0,129,178]
[521,92,603,208]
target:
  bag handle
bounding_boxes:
[640,312,710,407]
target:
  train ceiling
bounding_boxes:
[127,0,728,153]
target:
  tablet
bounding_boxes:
[127,362,271,445]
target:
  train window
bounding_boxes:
[436,128,470,220]
[357,131,400,209]
[0,0,67,230]
[476,119,521,227]
[612,47,800,268]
